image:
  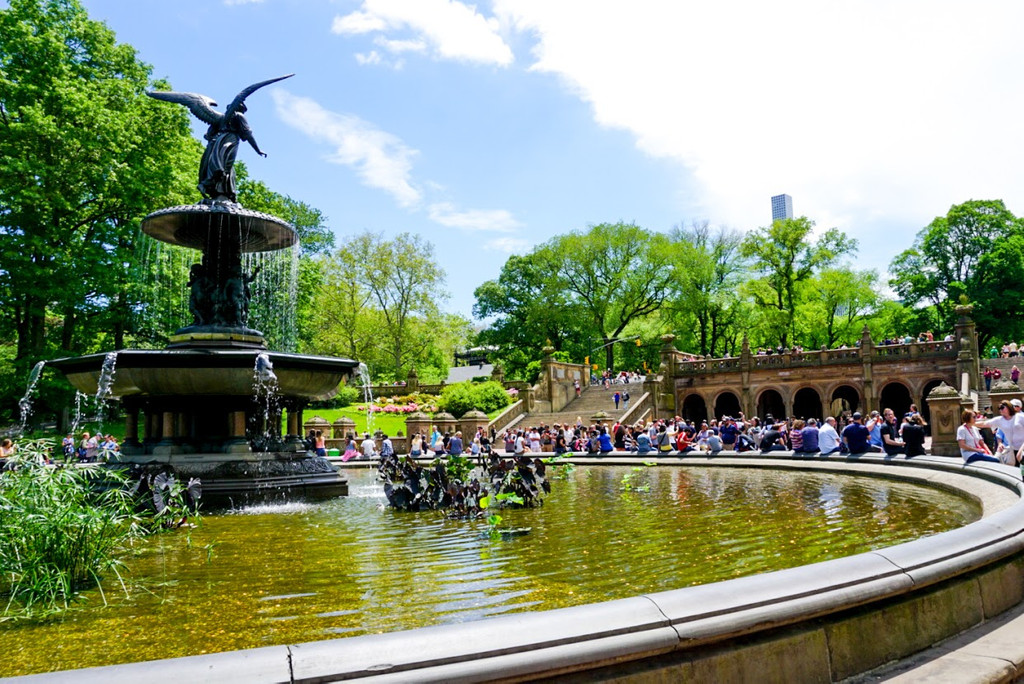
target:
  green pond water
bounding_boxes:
[3,465,980,676]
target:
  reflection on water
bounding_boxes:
[2,466,979,676]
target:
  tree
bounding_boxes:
[473,252,593,378]
[0,0,200,362]
[890,199,1022,348]
[798,267,879,348]
[667,221,747,356]
[548,223,675,369]
[740,217,856,347]
[310,232,457,380]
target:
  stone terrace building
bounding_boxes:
[652,305,981,425]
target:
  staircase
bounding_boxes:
[518,384,638,428]
[977,357,1024,410]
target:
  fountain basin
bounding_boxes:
[141,203,297,252]
[5,456,1024,681]
[49,349,358,400]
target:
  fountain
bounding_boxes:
[49,75,358,505]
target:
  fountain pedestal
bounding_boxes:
[49,203,359,507]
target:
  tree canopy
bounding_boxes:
[889,199,1024,348]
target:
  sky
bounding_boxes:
[74,0,1024,319]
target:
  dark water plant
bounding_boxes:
[378,452,550,516]
[0,441,200,619]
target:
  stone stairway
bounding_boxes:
[518,383,639,428]
[977,357,1024,410]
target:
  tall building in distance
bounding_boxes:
[771,194,793,222]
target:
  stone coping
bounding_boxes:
[9,454,1024,683]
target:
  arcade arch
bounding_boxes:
[793,387,823,420]
[880,381,914,419]
[830,385,860,418]
[713,391,742,420]
[681,393,708,424]
[757,388,785,421]
[920,378,945,425]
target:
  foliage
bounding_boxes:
[308,232,470,381]
[797,267,880,348]
[437,381,511,418]
[620,466,652,493]
[666,221,748,357]
[476,222,673,372]
[741,217,856,347]
[0,0,203,417]
[889,200,1024,349]
[377,452,550,515]
[0,441,199,618]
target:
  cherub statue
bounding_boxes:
[147,75,293,202]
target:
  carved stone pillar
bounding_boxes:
[926,382,965,457]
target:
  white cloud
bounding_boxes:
[355,51,383,66]
[374,36,427,54]
[271,91,522,235]
[332,10,387,34]
[428,203,521,232]
[333,0,513,66]
[493,1,1024,246]
[271,89,421,207]
[483,237,530,253]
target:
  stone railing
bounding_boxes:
[617,391,652,426]
[488,399,525,435]
[674,340,957,375]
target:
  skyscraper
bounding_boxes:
[771,194,793,222]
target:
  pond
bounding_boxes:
[2,464,980,676]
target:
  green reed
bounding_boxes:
[0,440,197,619]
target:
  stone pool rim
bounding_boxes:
[9,452,1024,683]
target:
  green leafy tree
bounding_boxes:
[473,252,593,378]
[889,199,1022,348]
[740,217,856,347]
[799,267,880,348]
[308,232,465,381]
[666,221,747,356]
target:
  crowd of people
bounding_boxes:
[480,409,931,459]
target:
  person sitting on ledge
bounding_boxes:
[841,412,873,454]
[959,409,1000,465]
[901,413,927,457]
[880,408,905,456]
[818,417,841,455]
[759,423,787,452]
[635,428,653,455]
[800,418,820,453]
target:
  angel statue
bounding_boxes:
[147,74,294,203]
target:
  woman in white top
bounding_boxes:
[958,409,999,464]
[976,401,1024,453]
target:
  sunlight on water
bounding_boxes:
[0,466,981,677]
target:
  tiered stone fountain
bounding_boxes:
[50,75,358,505]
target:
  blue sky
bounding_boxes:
[76,1,1024,319]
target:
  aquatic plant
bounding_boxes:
[377,452,550,515]
[0,441,200,618]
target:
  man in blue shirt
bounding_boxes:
[719,417,739,450]
[842,413,872,454]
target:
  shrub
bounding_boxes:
[437,381,511,417]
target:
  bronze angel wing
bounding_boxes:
[225,74,294,118]
[146,90,222,126]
